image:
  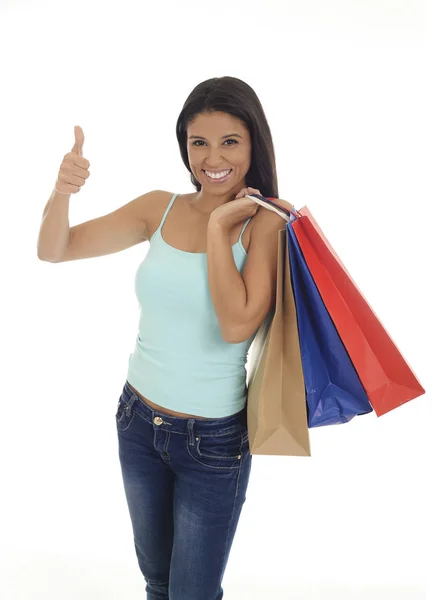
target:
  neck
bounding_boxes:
[188,186,242,216]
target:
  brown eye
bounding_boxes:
[192,139,238,147]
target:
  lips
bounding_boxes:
[203,169,233,185]
[203,169,231,175]
[202,169,233,183]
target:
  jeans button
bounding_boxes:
[153,416,163,426]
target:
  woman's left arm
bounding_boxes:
[207,203,290,343]
[206,219,249,343]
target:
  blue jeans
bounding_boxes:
[115,380,253,600]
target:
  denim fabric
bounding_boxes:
[115,380,253,600]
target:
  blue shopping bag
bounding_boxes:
[287,220,373,427]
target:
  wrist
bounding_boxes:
[208,215,231,232]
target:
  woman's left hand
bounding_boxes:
[209,187,262,229]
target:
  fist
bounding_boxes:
[55,125,91,195]
[235,186,262,200]
[210,187,262,228]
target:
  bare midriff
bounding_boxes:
[128,383,220,420]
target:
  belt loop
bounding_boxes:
[125,393,137,417]
[187,419,196,446]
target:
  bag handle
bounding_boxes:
[246,193,301,221]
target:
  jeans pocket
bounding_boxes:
[187,426,248,470]
[115,394,136,432]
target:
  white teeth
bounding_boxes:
[204,169,231,179]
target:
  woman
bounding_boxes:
[38,76,288,599]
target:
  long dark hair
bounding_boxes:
[175,76,279,199]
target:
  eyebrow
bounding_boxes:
[188,133,243,140]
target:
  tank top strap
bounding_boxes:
[238,216,253,243]
[157,193,179,233]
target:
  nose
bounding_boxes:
[205,146,225,165]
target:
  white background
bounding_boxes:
[1,1,434,598]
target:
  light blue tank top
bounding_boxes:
[126,192,260,418]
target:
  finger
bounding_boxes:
[71,125,85,157]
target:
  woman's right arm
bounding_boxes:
[37,125,161,263]
[37,187,72,262]
[37,125,88,261]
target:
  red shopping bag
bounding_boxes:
[292,207,425,417]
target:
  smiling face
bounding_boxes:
[186,111,252,199]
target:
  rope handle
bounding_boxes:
[246,193,302,220]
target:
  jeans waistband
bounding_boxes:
[121,380,248,437]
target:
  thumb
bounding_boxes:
[72,125,84,157]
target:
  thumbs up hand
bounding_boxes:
[55,125,90,195]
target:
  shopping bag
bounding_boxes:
[292,207,426,416]
[246,227,311,456]
[286,223,374,427]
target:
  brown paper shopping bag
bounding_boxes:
[246,228,311,457]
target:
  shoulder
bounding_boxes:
[135,190,172,239]
[150,190,193,208]
[144,189,176,213]
[143,190,195,239]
